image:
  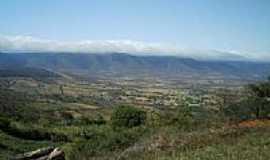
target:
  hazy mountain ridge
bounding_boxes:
[0,52,269,79]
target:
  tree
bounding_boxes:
[224,78,270,121]
[247,80,270,119]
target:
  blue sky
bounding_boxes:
[0,0,270,60]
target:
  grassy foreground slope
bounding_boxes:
[0,76,270,160]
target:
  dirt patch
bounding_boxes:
[237,119,270,128]
[67,103,99,110]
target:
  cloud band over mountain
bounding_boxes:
[0,35,268,61]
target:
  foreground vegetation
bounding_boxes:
[0,75,270,160]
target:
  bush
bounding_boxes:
[80,114,106,125]
[0,116,10,128]
[111,105,146,128]
[165,105,195,130]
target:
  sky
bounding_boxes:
[0,0,270,60]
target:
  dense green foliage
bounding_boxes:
[111,105,146,128]
[225,79,270,121]
[0,120,69,142]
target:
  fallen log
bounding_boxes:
[12,147,65,160]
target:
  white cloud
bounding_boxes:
[0,35,265,61]
[0,35,186,55]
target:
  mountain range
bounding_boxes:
[0,52,269,80]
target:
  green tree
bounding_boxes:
[248,80,270,119]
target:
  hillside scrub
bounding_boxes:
[111,105,146,128]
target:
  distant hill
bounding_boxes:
[0,52,270,80]
[0,67,60,78]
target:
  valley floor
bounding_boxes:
[0,76,269,160]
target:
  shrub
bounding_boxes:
[0,116,10,129]
[147,111,162,127]
[65,126,147,159]
[80,114,106,125]
[169,105,194,130]
[1,121,69,142]
[111,105,146,128]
